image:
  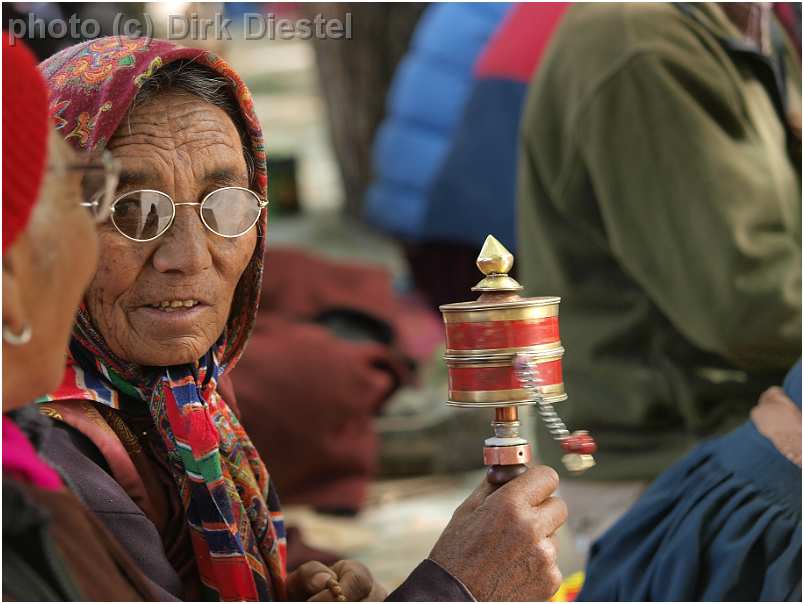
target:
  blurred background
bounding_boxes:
[5,2,799,599]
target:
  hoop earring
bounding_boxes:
[3,324,32,346]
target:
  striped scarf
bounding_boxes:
[42,312,287,601]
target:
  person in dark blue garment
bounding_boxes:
[578,361,802,602]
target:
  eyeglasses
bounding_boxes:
[95,187,269,242]
[52,151,120,223]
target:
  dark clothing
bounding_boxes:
[518,2,801,479]
[579,364,802,601]
[99,404,202,599]
[3,408,160,601]
[42,414,186,600]
[42,405,474,601]
[388,560,474,602]
[3,480,82,602]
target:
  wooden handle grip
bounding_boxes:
[486,463,528,485]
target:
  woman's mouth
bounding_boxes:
[133,299,211,337]
[148,299,200,312]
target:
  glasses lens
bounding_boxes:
[112,191,174,241]
[201,188,262,237]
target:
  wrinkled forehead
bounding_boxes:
[108,92,249,191]
[40,38,266,198]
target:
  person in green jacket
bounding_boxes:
[517,2,801,568]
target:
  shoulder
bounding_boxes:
[38,417,136,514]
[521,2,743,164]
[37,413,186,598]
[550,3,720,69]
[7,404,56,448]
[530,3,732,113]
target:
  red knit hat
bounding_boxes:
[3,34,49,253]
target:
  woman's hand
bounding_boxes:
[287,560,388,602]
[429,466,567,601]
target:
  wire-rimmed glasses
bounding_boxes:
[97,187,269,242]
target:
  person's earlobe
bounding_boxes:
[3,244,32,343]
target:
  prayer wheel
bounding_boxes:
[439,235,596,484]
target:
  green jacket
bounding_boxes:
[517,3,801,480]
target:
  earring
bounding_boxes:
[3,324,32,346]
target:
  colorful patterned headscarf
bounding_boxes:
[38,37,285,601]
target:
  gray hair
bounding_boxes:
[129,60,256,186]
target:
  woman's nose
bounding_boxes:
[151,205,212,274]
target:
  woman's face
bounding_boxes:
[2,131,99,409]
[85,91,257,366]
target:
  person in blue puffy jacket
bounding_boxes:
[365,3,569,309]
[364,2,512,308]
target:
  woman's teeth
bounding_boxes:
[149,299,199,312]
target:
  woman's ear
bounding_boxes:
[3,240,33,338]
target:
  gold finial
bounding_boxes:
[477,235,514,275]
[472,235,523,292]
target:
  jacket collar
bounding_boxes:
[675,2,792,61]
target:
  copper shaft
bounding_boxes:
[495,406,519,422]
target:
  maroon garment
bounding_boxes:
[232,247,412,512]
[22,482,160,601]
[98,405,202,600]
[402,241,482,311]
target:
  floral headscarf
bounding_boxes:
[37,37,285,601]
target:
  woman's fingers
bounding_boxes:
[308,588,338,602]
[534,495,569,538]
[286,561,337,601]
[337,565,373,601]
[306,560,386,602]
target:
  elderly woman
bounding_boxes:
[38,37,567,602]
[2,34,156,600]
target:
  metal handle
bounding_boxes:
[513,353,597,473]
[512,356,570,439]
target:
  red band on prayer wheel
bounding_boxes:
[445,317,560,351]
[449,359,563,391]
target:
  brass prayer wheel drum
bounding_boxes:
[439,235,595,482]
[442,298,561,355]
[443,347,567,407]
[439,237,567,408]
